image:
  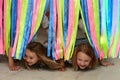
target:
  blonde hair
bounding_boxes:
[25,42,64,70]
[72,42,98,70]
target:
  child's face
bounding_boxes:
[24,49,39,66]
[77,51,91,69]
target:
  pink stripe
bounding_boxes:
[55,0,62,60]
[87,0,103,58]
[0,0,4,54]
[53,0,57,32]
[115,37,120,57]
[29,0,40,42]
[4,0,6,53]
[12,0,22,56]
[108,36,114,56]
[65,0,74,58]
[54,0,60,59]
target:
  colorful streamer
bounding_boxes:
[12,0,22,57]
[29,0,46,42]
[3,0,6,55]
[109,0,120,58]
[11,0,17,47]
[0,0,4,54]
[64,0,80,60]
[47,0,54,57]
[1,0,120,61]
[55,0,64,60]
[64,0,74,60]
[19,0,34,59]
[28,0,40,42]
[15,0,28,59]
[80,0,99,58]
[5,0,12,54]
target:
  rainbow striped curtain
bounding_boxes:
[1,0,46,59]
[0,0,120,60]
[80,0,120,59]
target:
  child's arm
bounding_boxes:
[8,47,20,71]
[99,59,114,66]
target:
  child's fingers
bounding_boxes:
[10,66,20,71]
[102,62,114,66]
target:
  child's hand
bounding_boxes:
[100,59,114,66]
[58,67,66,71]
[9,64,20,71]
[8,47,20,71]
[58,59,66,71]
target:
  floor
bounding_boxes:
[0,27,120,80]
[0,56,120,80]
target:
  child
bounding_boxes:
[72,42,113,71]
[8,42,65,71]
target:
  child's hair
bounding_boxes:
[72,42,98,70]
[25,42,64,70]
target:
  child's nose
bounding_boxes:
[81,62,85,66]
[26,59,30,62]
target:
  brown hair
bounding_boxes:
[72,42,98,70]
[25,42,64,70]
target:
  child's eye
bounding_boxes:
[85,60,89,62]
[78,59,82,61]
[24,54,27,57]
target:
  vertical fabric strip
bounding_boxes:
[15,0,28,59]
[5,0,12,54]
[0,0,4,54]
[19,0,34,59]
[12,0,22,57]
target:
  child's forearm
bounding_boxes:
[8,47,20,71]
[8,47,15,70]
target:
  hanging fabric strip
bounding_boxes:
[65,0,74,60]
[55,0,64,60]
[47,0,53,57]
[116,37,120,58]
[106,0,112,47]
[80,0,91,44]
[52,0,56,59]
[5,0,12,54]
[34,0,46,37]
[116,0,120,59]
[80,0,99,58]
[100,0,108,58]
[92,0,100,49]
[15,0,28,59]
[92,0,102,58]
[63,0,68,47]
[28,0,40,42]
[116,2,120,57]
[44,0,49,15]
[4,0,6,55]
[12,0,22,57]
[19,0,34,59]
[29,0,46,42]
[11,0,17,47]
[0,0,4,54]
[69,0,80,59]
[87,0,103,58]
[109,0,118,57]
[118,50,120,59]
